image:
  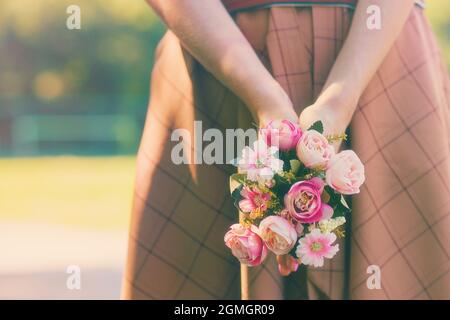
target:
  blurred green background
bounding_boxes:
[0,0,448,299]
[0,0,165,156]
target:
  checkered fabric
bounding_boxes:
[122,6,450,300]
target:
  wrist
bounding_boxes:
[315,82,359,123]
[249,80,293,114]
[304,83,358,133]
[251,81,297,126]
[317,82,359,109]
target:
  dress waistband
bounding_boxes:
[222,0,425,13]
[222,0,358,12]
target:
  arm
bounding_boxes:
[299,0,416,136]
[147,0,297,125]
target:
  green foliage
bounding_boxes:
[230,173,246,186]
[280,149,296,171]
[324,185,351,218]
[272,174,292,201]
[231,183,244,211]
[308,121,324,134]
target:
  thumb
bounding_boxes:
[298,105,318,131]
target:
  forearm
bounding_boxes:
[147,0,292,120]
[319,0,416,116]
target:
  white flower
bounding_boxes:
[314,217,346,234]
[237,139,284,184]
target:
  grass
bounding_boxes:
[0,156,135,230]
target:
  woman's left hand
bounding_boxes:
[299,104,349,136]
[298,85,358,150]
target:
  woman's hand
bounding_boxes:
[299,87,355,133]
[299,104,348,151]
[299,83,358,150]
[252,81,298,127]
[299,0,415,148]
[147,0,299,128]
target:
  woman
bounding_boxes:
[122,0,450,299]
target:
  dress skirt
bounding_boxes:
[122,5,450,299]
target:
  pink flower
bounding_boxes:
[277,209,291,220]
[284,177,333,223]
[296,229,339,267]
[260,119,302,151]
[277,254,299,276]
[277,209,304,236]
[326,150,365,195]
[296,130,335,168]
[238,186,271,213]
[294,221,304,236]
[259,216,297,255]
[238,139,284,183]
[224,224,267,266]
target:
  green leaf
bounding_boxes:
[340,195,350,210]
[231,184,244,211]
[289,246,299,259]
[333,207,346,218]
[308,121,324,134]
[321,189,331,203]
[230,173,246,184]
[279,150,296,171]
[272,174,291,200]
[324,186,340,206]
[290,159,301,175]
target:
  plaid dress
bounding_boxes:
[122,5,450,299]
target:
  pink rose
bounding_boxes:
[284,177,333,223]
[259,216,297,255]
[276,254,299,276]
[296,130,335,168]
[278,209,304,236]
[224,224,267,266]
[294,221,304,236]
[260,120,302,151]
[326,150,365,195]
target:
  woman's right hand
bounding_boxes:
[146,1,300,129]
[257,104,298,128]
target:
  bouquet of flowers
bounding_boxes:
[224,119,365,275]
